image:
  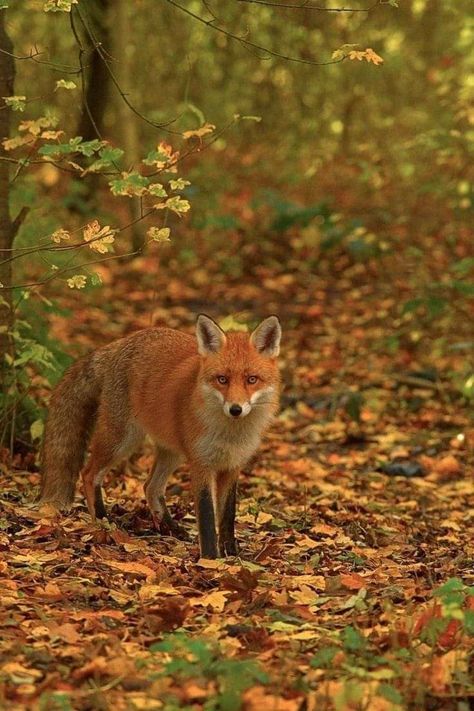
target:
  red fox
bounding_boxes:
[40,314,281,558]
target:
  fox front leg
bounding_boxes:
[192,471,218,559]
[216,470,238,557]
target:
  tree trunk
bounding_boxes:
[113,0,143,253]
[0,9,14,366]
[76,0,111,141]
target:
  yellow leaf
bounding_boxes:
[67,274,87,289]
[196,558,226,569]
[139,583,180,601]
[51,228,70,243]
[183,122,215,140]
[349,50,366,62]
[83,221,115,253]
[147,227,171,242]
[102,560,156,579]
[190,590,229,612]
[290,585,320,606]
[295,534,319,549]
[365,48,384,65]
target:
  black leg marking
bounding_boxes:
[219,482,237,557]
[94,486,107,520]
[198,486,218,559]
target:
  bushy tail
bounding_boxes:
[40,353,101,509]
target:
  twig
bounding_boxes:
[11,207,30,239]
[165,0,344,67]
[75,5,183,135]
[0,45,82,74]
[237,0,381,11]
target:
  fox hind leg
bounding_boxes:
[81,446,114,520]
[82,414,142,521]
[145,447,185,538]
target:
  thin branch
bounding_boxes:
[0,46,82,74]
[237,0,381,11]
[74,5,183,135]
[165,0,344,66]
[1,239,151,291]
[11,207,30,240]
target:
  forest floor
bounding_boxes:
[0,236,473,711]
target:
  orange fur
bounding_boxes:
[40,315,281,558]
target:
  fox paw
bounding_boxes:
[152,513,189,541]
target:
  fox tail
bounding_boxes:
[40,354,101,509]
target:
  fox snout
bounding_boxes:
[224,401,251,418]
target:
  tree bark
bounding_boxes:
[0,9,14,368]
[113,0,143,253]
[76,0,111,141]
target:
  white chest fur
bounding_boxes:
[194,408,272,471]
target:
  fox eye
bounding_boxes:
[216,375,228,385]
[247,375,259,384]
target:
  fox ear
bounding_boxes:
[196,314,227,355]
[250,316,281,357]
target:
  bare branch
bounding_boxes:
[165,0,344,67]
[74,5,183,135]
[0,46,82,74]
[11,207,29,239]
[236,0,381,12]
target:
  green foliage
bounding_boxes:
[38,137,105,157]
[38,692,73,711]
[310,646,339,669]
[149,633,268,711]
[0,294,72,444]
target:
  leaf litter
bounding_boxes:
[0,248,473,711]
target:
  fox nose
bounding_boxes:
[229,403,243,417]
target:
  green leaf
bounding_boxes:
[86,146,124,172]
[378,683,403,704]
[0,1,9,8]
[55,80,77,90]
[450,280,474,296]
[464,609,474,635]
[109,172,150,196]
[426,296,446,317]
[451,258,474,277]
[342,625,366,652]
[345,392,363,423]
[402,298,424,315]
[142,148,173,166]
[310,646,339,669]
[148,183,167,198]
[169,178,190,191]
[3,96,26,112]
[186,103,205,126]
[39,137,104,158]
[165,196,191,214]
[433,578,465,597]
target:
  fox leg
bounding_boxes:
[81,444,114,520]
[216,470,238,557]
[192,469,218,559]
[144,447,185,538]
[81,412,140,520]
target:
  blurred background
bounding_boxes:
[1,0,473,447]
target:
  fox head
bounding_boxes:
[196,314,281,420]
